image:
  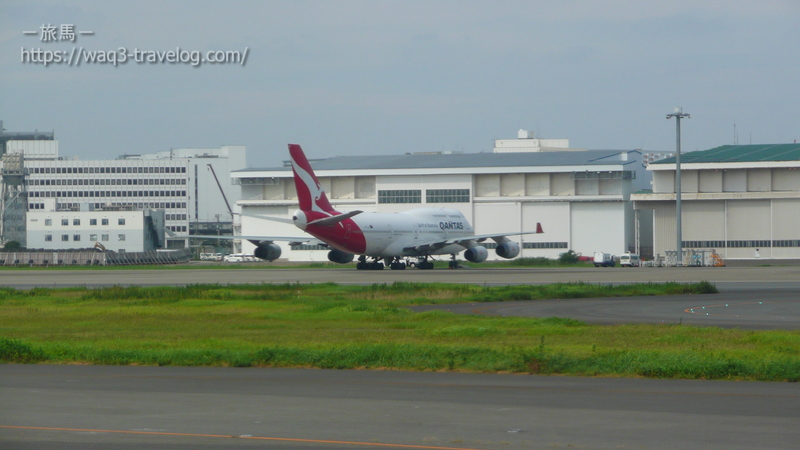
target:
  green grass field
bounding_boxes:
[1,281,799,381]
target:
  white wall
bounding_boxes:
[522,202,571,258]
[5,140,59,159]
[570,202,626,255]
[183,146,247,222]
[27,210,148,252]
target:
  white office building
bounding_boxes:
[233,148,651,262]
[26,207,165,252]
[1,142,246,249]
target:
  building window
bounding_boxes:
[73,219,80,226]
[571,171,636,180]
[522,242,569,249]
[292,244,329,251]
[683,240,726,248]
[61,234,69,241]
[45,219,52,226]
[45,235,52,242]
[90,234,97,241]
[90,219,97,226]
[61,219,69,226]
[102,218,109,226]
[723,240,772,248]
[426,189,470,203]
[101,234,109,241]
[118,218,126,225]
[773,240,800,248]
[118,234,126,241]
[73,234,81,241]
[378,189,422,204]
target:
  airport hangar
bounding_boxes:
[233,148,653,262]
[632,144,800,262]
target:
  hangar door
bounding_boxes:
[521,202,570,258]
[727,200,770,259]
[473,203,520,235]
[570,202,627,255]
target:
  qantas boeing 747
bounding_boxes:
[194,144,543,270]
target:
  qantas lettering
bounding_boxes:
[439,221,464,230]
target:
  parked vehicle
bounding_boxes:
[200,252,223,261]
[593,252,616,267]
[223,253,257,262]
[619,253,640,267]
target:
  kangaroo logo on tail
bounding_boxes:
[289,144,335,213]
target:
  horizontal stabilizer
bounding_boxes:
[307,210,363,227]
[241,213,294,224]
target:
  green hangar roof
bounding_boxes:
[654,144,800,164]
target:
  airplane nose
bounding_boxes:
[293,210,308,230]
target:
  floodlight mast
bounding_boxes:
[666,107,690,266]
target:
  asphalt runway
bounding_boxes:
[2,365,799,450]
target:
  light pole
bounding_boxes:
[666,107,690,266]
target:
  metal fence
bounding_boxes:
[0,249,191,266]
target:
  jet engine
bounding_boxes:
[328,249,355,264]
[464,246,489,263]
[495,242,520,259]
[254,243,282,261]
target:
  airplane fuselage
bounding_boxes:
[296,207,475,258]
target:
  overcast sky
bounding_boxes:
[2,1,799,167]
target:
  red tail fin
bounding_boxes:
[288,144,336,213]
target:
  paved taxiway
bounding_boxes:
[2,265,800,289]
[3,365,799,450]
[413,288,800,329]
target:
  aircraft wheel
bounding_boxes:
[390,262,406,270]
[356,262,367,270]
[369,262,384,270]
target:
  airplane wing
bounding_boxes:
[404,223,544,253]
[166,229,323,247]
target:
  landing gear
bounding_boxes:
[415,256,434,270]
[355,255,440,270]
[447,254,462,269]
[356,255,385,270]
[388,257,406,270]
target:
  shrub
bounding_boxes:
[558,250,580,264]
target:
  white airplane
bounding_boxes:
[195,144,543,270]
